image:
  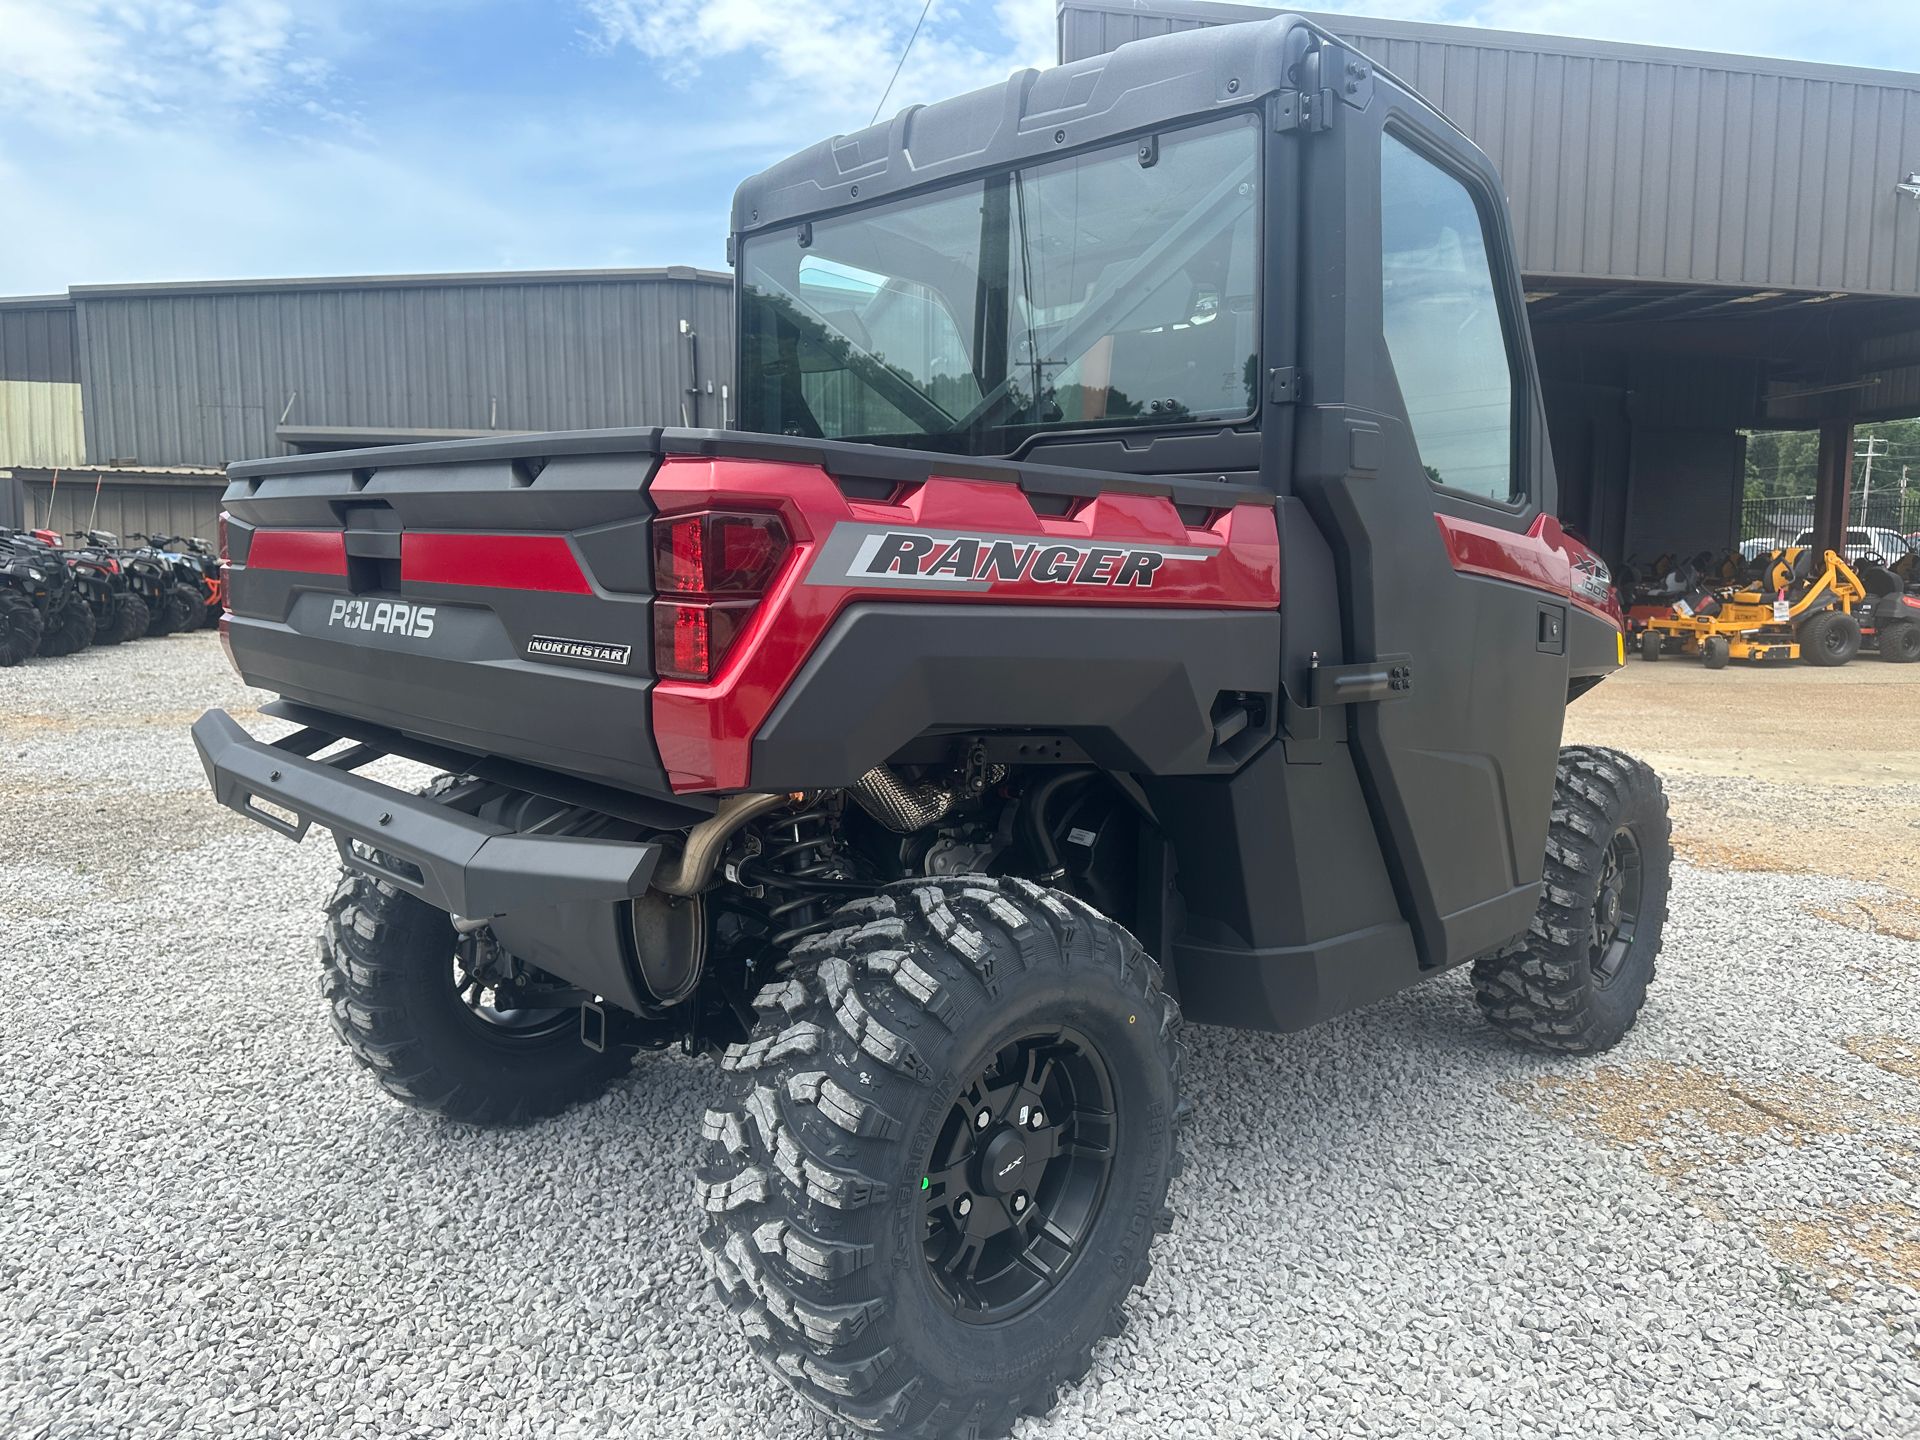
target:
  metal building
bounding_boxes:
[1060,2,1920,562]
[1,266,732,542]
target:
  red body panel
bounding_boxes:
[248,529,347,576]
[650,457,1281,792]
[401,533,592,594]
[1435,512,1622,627]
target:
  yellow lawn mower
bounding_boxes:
[1639,547,1868,669]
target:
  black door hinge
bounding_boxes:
[1274,89,1334,133]
[1308,655,1413,707]
[1268,367,1306,405]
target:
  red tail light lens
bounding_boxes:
[654,510,788,596]
[652,509,790,682]
[654,599,758,682]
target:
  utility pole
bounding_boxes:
[1858,434,1890,517]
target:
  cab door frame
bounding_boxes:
[1280,47,1571,971]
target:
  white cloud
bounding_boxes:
[582,0,1055,135]
[0,0,324,132]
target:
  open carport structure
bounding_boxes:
[1061,2,1920,567]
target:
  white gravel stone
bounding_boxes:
[4,633,1920,1437]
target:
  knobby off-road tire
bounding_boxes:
[174,584,209,631]
[90,601,126,646]
[145,588,185,637]
[37,598,95,658]
[0,593,43,666]
[1799,609,1860,667]
[1474,746,1672,1055]
[697,877,1185,1439]
[317,783,631,1125]
[111,595,150,645]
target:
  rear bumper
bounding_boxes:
[191,708,663,918]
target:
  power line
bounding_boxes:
[871,0,937,126]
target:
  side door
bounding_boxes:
[1290,77,1571,968]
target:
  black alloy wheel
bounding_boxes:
[1473,746,1672,1054]
[1587,828,1644,990]
[920,1028,1116,1323]
[450,931,576,1041]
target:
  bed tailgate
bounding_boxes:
[220,444,668,796]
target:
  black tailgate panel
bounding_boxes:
[223,450,669,797]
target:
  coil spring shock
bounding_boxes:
[763,811,856,949]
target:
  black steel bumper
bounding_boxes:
[191,708,663,918]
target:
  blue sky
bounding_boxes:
[2,0,1918,296]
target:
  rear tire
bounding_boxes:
[697,878,1184,1440]
[319,863,631,1126]
[1878,619,1920,663]
[0,593,43,666]
[1638,630,1661,661]
[1702,635,1730,669]
[1473,746,1672,1055]
[114,595,151,644]
[1799,609,1860,667]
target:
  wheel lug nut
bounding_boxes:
[956,1196,973,1217]
[975,1110,992,1131]
[1029,1109,1045,1129]
[1012,1192,1028,1214]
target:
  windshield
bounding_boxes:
[737,116,1261,456]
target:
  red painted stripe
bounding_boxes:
[1435,512,1565,593]
[401,533,592,594]
[247,529,347,576]
[1434,512,1621,626]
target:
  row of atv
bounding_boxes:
[0,529,223,667]
[1627,545,1920,668]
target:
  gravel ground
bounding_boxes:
[5,634,1920,1438]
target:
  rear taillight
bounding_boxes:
[652,510,789,682]
[653,510,787,596]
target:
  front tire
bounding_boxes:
[0,592,43,666]
[1474,746,1672,1054]
[1702,635,1730,669]
[319,867,631,1125]
[697,878,1183,1439]
[37,598,95,657]
[113,594,151,644]
[1638,630,1661,661]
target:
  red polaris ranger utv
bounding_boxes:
[194,15,1669,1436]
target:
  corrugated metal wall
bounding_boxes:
[72,268,735,470]
[0,383,85,468]
[0,300,86,468]
[0,299,79,383]
[1058,2,1920,297]
[21,476,225,544]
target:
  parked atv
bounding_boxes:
[2,529,95,658]
[125,535,207,636]
[0,533,52,665]
[195,18,1672,1438]
[60,532,150,644]
[149,534,224,628]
